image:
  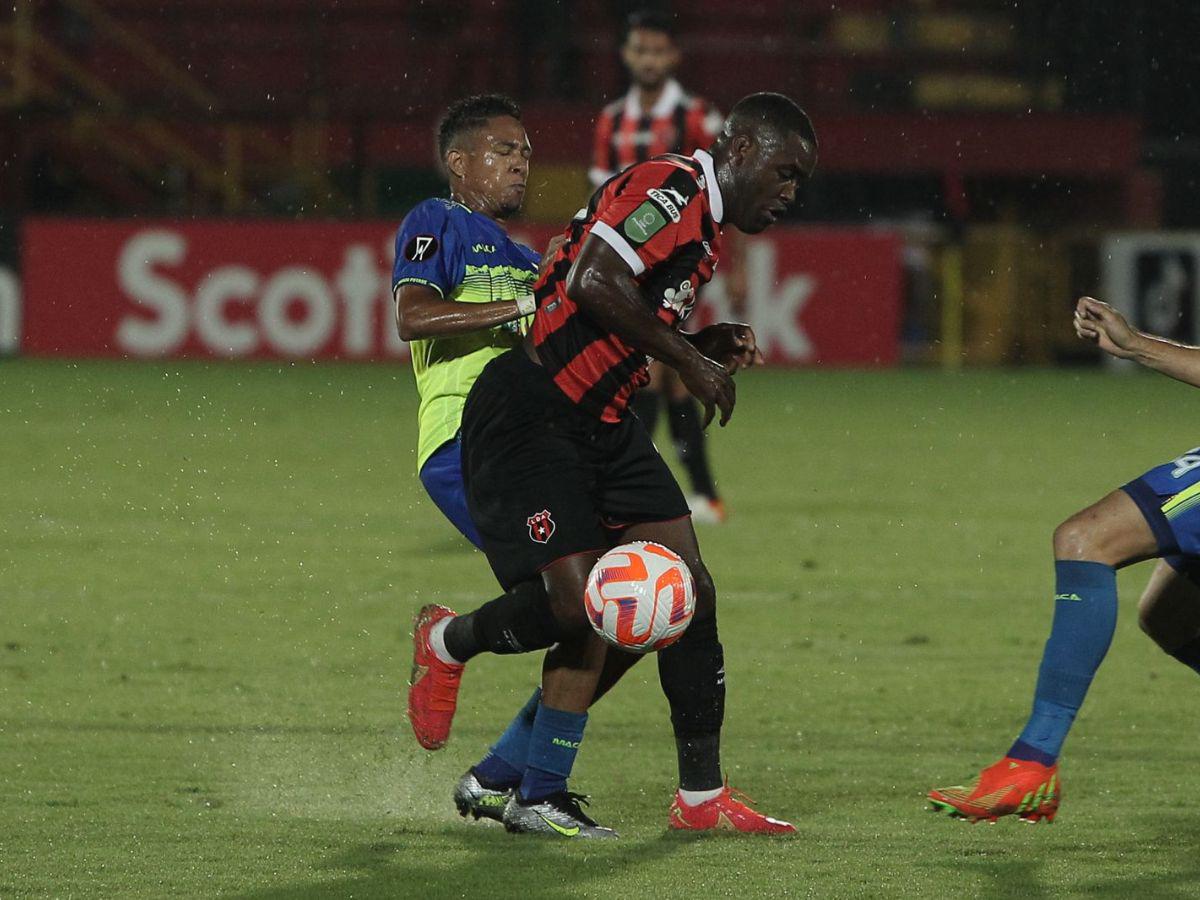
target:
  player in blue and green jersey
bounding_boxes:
[392,95,556,546]
[931,296,1200,823]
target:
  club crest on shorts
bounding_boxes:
[526,509,555,543]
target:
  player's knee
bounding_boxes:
[1052,514,1100,561]
[546,581,592,636]
[1136,600,1163,644]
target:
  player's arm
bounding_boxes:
[566,235,737,426]
[395,283,534,341]
[1075,295,1200,387]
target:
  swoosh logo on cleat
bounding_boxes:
[538,814,580,836]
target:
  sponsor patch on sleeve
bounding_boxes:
[647,187,686,223]
[622,202,668,245]
[404,234,440,262]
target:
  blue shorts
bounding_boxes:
[1122,446,1200,580]
[418,435,484,550]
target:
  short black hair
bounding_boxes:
[625,8,676,41]
[725,92,817,151]
[436,94,522,161]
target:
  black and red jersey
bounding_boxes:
[590,79,723,187]
[532,149,725,423]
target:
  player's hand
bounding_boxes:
[686,323,764,374]
[1074,296,1144,360]
[678,353,736,428]
[539,235,567,277]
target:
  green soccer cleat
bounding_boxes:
[502,791,618,839]
[453,769,513,822]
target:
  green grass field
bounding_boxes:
[4,359,1200,898]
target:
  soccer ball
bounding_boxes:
[584,541,696,652]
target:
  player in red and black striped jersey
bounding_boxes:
[413,93,818,836]
[532,151,721,422]
[592,9,747,523]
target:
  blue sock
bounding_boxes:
[519,704,587,802]
[473,688,541,788]
[1009,560,1118,766]
[1168,635,1200,676]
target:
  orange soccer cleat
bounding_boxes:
[668,784,796,834]
[407,603,464,750]
[928,757,1061,824]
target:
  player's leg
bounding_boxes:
[1004,489,1156,763]
[662,367,725,524]
[417,434,485,549]
[594,420,794,833]
[502,552,616,837]
[629,360,665,437]
[1138,559,1200,674]
[930,485,1160,823]
[408,349,604,752]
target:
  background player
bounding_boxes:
[392,94,559,547]
[411,93,817,837]
[929,296,1200,823]
[592,9,748,524]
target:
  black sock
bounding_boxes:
[1169,635,1200,675]
[657,612,724,790]
[667,396,717,500]
[631,389,662,437]
[443,579,564,662]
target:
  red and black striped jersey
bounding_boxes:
[532,149,725,423]
[590,79,723,187]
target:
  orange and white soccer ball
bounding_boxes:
[584,541,696,652]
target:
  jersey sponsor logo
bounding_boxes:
[404,234,439,262]
[472,243,496,253]
[527,509,556,543]
[647,187,686,223]
[662,279,696,316]
[623,202,668,244]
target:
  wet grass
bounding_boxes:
[3,359,1199,897]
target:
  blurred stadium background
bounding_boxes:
[2,0,1198,366]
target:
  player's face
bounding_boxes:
[730,131,816,234]
[459,116,531,220]
[622,28,679,89]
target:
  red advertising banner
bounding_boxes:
[21,219,901,365]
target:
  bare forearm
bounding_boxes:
[572,268,699,369]
[396,291,526,341]
[1129,332,1200,388]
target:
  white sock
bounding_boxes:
[428,617,463,666]
[678,786,724,807]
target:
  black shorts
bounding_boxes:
[461,348,690,590]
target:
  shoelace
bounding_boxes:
[558,791,599,827]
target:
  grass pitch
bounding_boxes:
[3,359,1200,898]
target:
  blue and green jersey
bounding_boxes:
[392,198,540,471]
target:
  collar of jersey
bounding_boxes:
[692,149,724,224]
[624,77,684,120]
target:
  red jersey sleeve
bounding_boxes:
[589,160,707,276]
